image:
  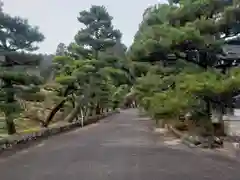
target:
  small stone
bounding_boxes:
[154,128,167,134]
[214,136,223,145]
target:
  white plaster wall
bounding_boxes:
[223,109,240,136]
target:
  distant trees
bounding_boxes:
[39,54,55,82]
[0,0,3,12]
[56,43,67,56]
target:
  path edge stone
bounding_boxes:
[166,125,197,148]
[0,110,120,156]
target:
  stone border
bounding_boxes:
[0,110,120,156]
[167,125,197,148]
[167,124,240,159]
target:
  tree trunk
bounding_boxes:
[64,102,82,123]
[4,80,17,134]
[70,94,75,108]
[89,105,94,116]
[43,99,67,127]
[80,108,84,127]
[206,100,211,120]
[43,86,73,127]
[95,103,101,115]
[5,115,16,135]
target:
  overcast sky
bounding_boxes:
[2,0,165,54]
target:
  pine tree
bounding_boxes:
[56,43,67,56]
[69,5,121,59]
[130,0,240,69]
[129,0,240,134]
[68,5,128,115]
[0,0,3,12]
[44,5,131,125]
[0,8,44,134]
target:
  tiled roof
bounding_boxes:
[222,34,240,59]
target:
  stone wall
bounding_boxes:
[223,111,240,136]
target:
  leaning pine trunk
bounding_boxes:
[206,100,211,121]
[44,86,72,127]
[95,103,101,115]
[80,108,84,127]
[89,104,94,116]
[43,99,67,127]
[5,80,17,134]
[64,102,82,123]
[5,114,16,135]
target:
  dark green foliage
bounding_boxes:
[0,7,44,134]
[0,1,3,12]
[56,43,67,56]
[129,0,240,69]
[70,5,121,59]
[129,0,240,133]
[0,13,44,52]
[43,5,132,126]
[0,52,44,134]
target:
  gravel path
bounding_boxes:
[0,109,240,180]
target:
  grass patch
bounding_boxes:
[0,118,66,137]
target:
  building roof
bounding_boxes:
[220,34,240,64]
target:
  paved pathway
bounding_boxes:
[1,109,240,180]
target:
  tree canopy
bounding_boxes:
[129,0,240,69]
[42,5,132,127]
[0,5,44,134]
[68,5,121,60]
[2,1,240,137]
[129,0,240,133]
